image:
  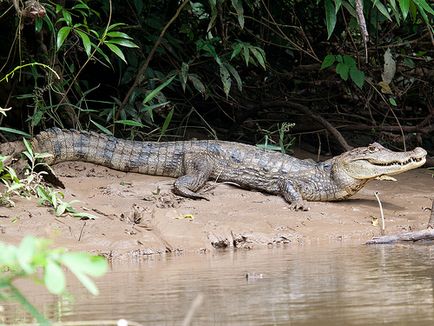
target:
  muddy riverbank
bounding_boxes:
[1,161,433,258]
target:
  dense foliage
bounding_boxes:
[0,0,432,154]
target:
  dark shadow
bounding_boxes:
[338,198,404,211]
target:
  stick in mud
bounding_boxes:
[374,191,385,235]
[427,198,434,229]
[367,199,434,244]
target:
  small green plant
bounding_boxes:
[321,54,365,89]
[0,236,108,325]
[256,122,295,154]
[0,139,97,219]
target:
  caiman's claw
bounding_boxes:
[288,200,310,211]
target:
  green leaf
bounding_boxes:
[231,0,245,29]
[159,109,174,139]
[250,47,266,70]
[106,31,133,39]
[403,57,415,68]
[207,0,217,31]
[62,10,72,25]
[17,237,36,274]
[0,127,30,137]
[224,63,242,91]
[44,260,66,294]
[106,39,139,48]
[321,54,336,69]
[398,0,410,19]
[349,67,365,89]
[219,65,232,97]
[142,75,176,104]
[56,26,72,50]
[374,1,392,21]
[90,120,113,135]
[242,45,250,66]
[188,74,206,94]
[55,202,70,216]
[335,0,343,12]
[389,97,397,106]
[325,0,337,39]
[35,17,43,32]
[413,0,434,14]
[106,23,127,31]
[60,253,107,294]
[75,30,91,56]
[343,55,357,67]
[71,212,98,219]
[106,43,126,63]
[336,62,349,80]
[231,42,243,60]
[114,119,145,127]
[180,62,189,91]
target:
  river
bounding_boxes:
[2,243,434,325]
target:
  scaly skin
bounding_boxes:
[30,128,427,210]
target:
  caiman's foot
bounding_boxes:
[173,186,210,201]
[288,200,310,211]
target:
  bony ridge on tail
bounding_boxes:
[27,128,427,211]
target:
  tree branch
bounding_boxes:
[118,0,190,115]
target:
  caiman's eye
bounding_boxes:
[368,145,378,152]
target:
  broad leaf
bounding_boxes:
[224,63,243,91]
[336,62,349,80]
[188,74,206,94]
[75,30,91,56]
[219,65,232,97]
[398,0,410,19]
[231,0,245,29]
[321,54,336,69]
[106,31,133,39]
[106,39,139,48]
[325,0,337,39]
[56,26,71,50]
[373,1,392,21]
[106,43,126,63]
[250,47,266,70]
[349,67,365,89]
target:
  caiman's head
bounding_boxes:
[337,142,427,180]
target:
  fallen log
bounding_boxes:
[366,229,434,245]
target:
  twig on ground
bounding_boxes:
[427,198,434,229]
[366,229,434,245]
[78,221,87,241]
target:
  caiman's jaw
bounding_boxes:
[339,143,427,180]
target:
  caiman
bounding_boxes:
[2,128,427,210]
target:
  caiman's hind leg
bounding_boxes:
[173,154,212,200]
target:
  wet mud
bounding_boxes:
[1,161,433,258]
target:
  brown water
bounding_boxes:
[2,244,434,325]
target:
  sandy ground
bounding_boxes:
[1,160,433,258]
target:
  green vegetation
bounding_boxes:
[0,0,430,152]
[0,138,97,218]
[0,236,108,325]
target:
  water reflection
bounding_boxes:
[2,244,434,325]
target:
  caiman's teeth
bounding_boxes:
[374,156,422,167]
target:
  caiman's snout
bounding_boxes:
[341,144,427,180]
[371,147,426,167]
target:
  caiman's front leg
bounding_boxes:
[173,154,212,200]
[280,180,309,211]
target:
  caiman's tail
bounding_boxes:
[33,128,183,177]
